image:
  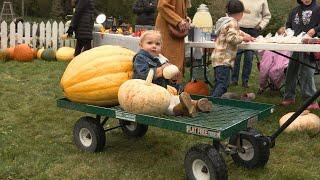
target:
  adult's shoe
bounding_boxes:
[280,99,295,106]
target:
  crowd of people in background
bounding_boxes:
[66,0,320,110]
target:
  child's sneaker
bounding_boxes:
[196,98,213,112]
[307,103,320,110]
[179,92,197,117]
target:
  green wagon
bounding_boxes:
[57,96,275,179]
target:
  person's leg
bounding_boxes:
[242,50,254,87]
[231,50,242,84]
[241,28,259,87]
[283,52,300,101]
[74,39,84,56]
[298,54,319,109]
[82,39,92,52]
[212,66,230,97]
[299,54,317,100]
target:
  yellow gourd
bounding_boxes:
[37,47,45,59]
[56,47,75,61]
[60,45,135,106]
[118,69,171,116]
[279,110,320,133]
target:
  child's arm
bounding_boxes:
[225,20,253,45]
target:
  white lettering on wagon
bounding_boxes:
[186,125,220,139]
[116,111,136,122]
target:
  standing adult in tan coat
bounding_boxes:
[155,0,191,80]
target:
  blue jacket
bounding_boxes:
[133,49,169,88]
[286,0,320,36]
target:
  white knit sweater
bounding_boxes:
[239,0,271,29]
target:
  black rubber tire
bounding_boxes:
[184,144,228,180]
[229,128,270,169]
[73,116,106,152]
[119,120,148,137]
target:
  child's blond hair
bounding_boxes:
[139,30,162,44]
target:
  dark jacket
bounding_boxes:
[133,49,169,88]
[71,0,95,40]
[132,0,157,25]
[286,0,320,36]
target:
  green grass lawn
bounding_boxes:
[0,59,319,179]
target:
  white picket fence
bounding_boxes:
[0,21,76,50]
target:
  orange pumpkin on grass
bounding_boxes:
[184,79,210,96]
[5,47,15,60]
[13,44,34,62]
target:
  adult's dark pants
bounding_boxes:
[231,28,260,85]
[75,39,92,56]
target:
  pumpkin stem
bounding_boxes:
[301,110,310,116]
[146,69,154,85]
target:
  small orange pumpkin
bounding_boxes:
[184,79,210,96]
[13,44,34,62]
[33,48,38,58]
[5,47,15,60]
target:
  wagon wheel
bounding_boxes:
[73,116,106,152]
[229,128,270,169]
[119,120,148,137]
[184,144,228,180]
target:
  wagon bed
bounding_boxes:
[57,96,274,140]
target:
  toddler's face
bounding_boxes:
[301,0,312,5]
[140,34,161,57]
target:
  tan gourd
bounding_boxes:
[118,69,171,116]
[279,110,320,133]
[56,47,75,61]
[60,45,135,106]
[163,64,180,79]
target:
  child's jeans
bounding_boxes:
[284,52,317,100]
[212,65,231,97]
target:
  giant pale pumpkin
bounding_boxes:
[118,69,171,116]
[60,45,135,106]
[56,47,75,61]
[13,44,34,62]
[279,110,320,133]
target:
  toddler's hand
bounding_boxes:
[243,34,255,42]
[156,63,170,77]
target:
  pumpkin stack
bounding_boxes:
[60,45,135,106]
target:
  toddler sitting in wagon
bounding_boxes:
[133,30,213,117]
